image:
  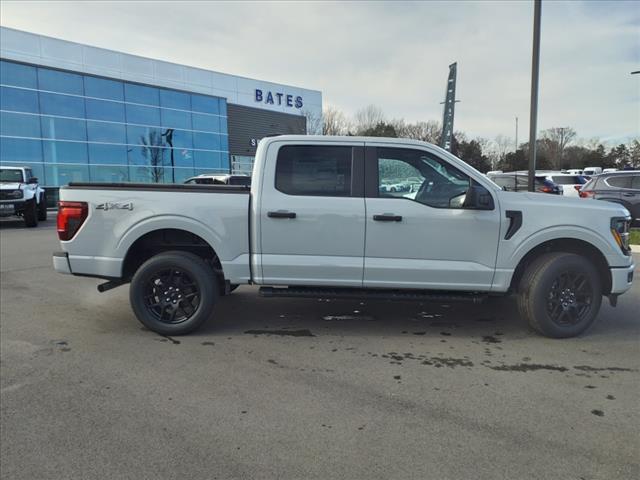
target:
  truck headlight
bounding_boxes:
[611,217,631,255]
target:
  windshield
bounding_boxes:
[551,175,587,185]
[0,169,24,183]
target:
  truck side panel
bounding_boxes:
[58,187,251,283]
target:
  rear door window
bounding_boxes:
[276,145,353,197]
[631,176,640,190]
[606,176,632,189]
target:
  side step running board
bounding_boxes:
[259,286,487,303]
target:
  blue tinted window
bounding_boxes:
[1,112,41,137]
[86,121,126,143]
[219,99,227,117]
[192,113,219,132]
[125,83,159,106]
[125,104,160,126]
[161,108,191,129]
[88,143,128,165]
[170,148,194,168]
[193,132,219,151]
[84,76,124,101]
[89,164,129,182]
[128,144,166,167]
[219,119,228,135]
[191,94,218,114]
[0,137,42,163]
[168,129,192,149]
[1,61,38,88]
[1,86,39,113]
[43,140,88,164]
[220,151,230,170]
[44,163,89,186]
[38,68,83,95]
[129,165,167,183]
[40,92,84,117]
[85,98,125,122]
[193,150,221,169]
[220,135,229,152]
[41,116,87,141]
[126,125,165,147]
[160,90,190,110]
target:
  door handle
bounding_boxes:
[267,211,296,219]
[622,192,635,197]
[373,214,402,222]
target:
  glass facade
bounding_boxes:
[0,60,230,187]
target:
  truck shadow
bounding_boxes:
[0,218,56,230]
[200,286,529,339]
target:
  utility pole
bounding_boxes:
[528,0,542,192]
[515,116,519,151]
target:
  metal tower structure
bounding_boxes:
[440,62,459,151]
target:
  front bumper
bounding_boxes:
[610,262,635,294]
[53,251,72,275]
[0,200,26,216]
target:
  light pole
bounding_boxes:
[528,0,542,192]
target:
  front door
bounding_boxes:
[363,145,501,291]
[259,142,366,286]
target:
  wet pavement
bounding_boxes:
[1,219,639,479]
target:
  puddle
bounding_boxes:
[573,365,637,373]
[591,409,604,417]
[245,329,315,337]
[422,357,474,368]
[322,315,374,321]
[488,363,567,372]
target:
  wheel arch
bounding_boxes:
[509,237,612,294]
[122,228,228,295]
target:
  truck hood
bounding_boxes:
[497,190,630,218]
[0,183,23,190]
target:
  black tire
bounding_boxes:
[23,199,38,227]
[129,251,218,335]
[517,252,602,338]
[37,193,47,221]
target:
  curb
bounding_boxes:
[631,244,640,253]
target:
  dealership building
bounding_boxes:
[0,27,322,203]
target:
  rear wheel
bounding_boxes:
[130,251,218,335]
[23,199,38,227]
[518,253,602,338]
[37,193,47,221]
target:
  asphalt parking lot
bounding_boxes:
[1,218,639,480]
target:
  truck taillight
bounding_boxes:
[57,201,88,241]
[579,190,595,198]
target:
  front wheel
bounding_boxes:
[23,199,38,227]
[518,253,602,338]
[129,251,218,335]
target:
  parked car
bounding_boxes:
[579,171,640,224]
[53,135,634,339]
[486,172,561,194]
[0,166,47,227]
[583,167,603,176]
[541,173,588,197]
[566,169,583,175]
[184,174,251,186]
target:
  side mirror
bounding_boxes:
[27,177,39,184]
[464,184,494,210]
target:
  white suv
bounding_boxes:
[0,166,47,227]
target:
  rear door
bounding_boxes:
[625,175,640,220]
[363,145,500,290]
[259,142,366,286]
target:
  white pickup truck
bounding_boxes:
[53,135,634,338]
[1,166,48,227]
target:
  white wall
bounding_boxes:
[0,26,322,130]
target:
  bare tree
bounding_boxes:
[322,106,351,136]
[353,105,385,135]
[542,127,577,169]
[140,130,165,183]
[393,119,441,143]
[301,109,323,135]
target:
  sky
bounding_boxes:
[1,0,638,145]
